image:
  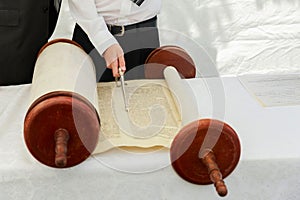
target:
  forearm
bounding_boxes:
[68,0,117,55]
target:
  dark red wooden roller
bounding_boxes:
[24,91,100,168]
[145,45,196,79]
[170,119,241,197]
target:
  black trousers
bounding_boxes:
[72,20,160,82]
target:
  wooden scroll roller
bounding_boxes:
[24,39,100,168]
[145,45,196,79]
[170,119,241,197]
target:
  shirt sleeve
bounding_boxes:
[68,0,118,55]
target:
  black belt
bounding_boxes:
[131,0,145,6]
[107,16,157,36]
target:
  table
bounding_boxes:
[1,77,299,200]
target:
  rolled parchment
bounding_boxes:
[24,39,100,168]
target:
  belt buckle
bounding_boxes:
[114,25,125,36]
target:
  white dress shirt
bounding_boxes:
[68,0,161,55]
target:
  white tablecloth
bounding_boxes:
[1,77,300,200]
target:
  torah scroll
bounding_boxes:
[23,39,200,167]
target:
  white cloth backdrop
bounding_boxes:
[50,0,300,76]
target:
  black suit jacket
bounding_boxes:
[0,0,58,86]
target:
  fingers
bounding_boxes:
[107,55,125,77]
[118,55,126,72]
[110,60,119,77]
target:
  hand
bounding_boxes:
[103,43,126,77]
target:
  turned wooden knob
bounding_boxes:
[170,119,241,197]
[54,128,70,167]
[202,150,227,197]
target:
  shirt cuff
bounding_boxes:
[91,31,118,56]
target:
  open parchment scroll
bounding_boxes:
[94,67,200,154]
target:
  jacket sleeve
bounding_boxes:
[68,0,117,55]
